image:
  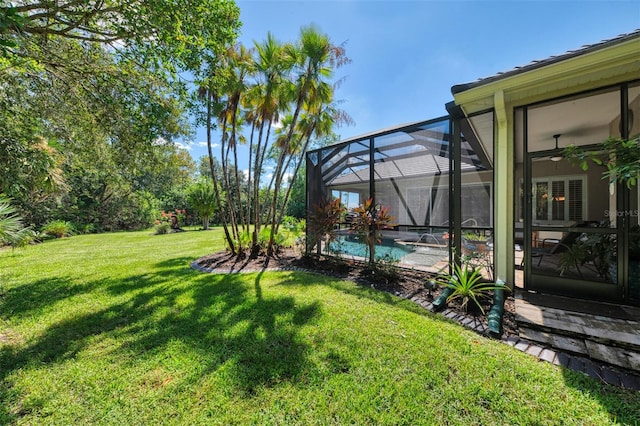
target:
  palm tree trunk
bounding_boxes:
[266,89,306,255]
[274,130,313,236]
[251,119,267,254]
[219,108,239,245]
[245,120,256,236]
[230,107,244,249]
[205,89,235,253]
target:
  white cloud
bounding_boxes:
[196,141,219,149]
[174,142,192,151]
[153,137,168,146]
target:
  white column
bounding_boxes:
[494,90,515,287]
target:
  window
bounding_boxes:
[532,176,585,223]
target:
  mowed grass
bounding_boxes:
[0,229,638,425]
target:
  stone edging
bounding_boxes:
[190,261,640,390]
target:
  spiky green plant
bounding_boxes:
[0,195,32,247]
[438,261,508,314]
[41,220,74,238]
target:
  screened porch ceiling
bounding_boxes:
[314,121,489,187]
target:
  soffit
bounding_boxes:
[454,36,640,115]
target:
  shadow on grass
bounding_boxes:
[275,270,430,317]
[0,260,320,422]
[0,276,99,319]
[274,271,640,423]
[1,256,637,423]
[561,367,640,424]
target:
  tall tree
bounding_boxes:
[0,1,240,230]
[1,0,240,73]
[265,26,350,255]
[193,26,351,257]
[187,180,218,230]
[245,33,289,254]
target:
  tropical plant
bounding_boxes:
[350,198,396,266]
[154,223,171,235]
[463,231,489,242]
[436,261,508,315]
[307,197,345,255]
[193,27,350,258]
[265,26,352,256]
[0,195,32,247]
[557,243,592,278]
[187,180,217,230]
[557,221,624,281]
[41,220,74,239]
[362,254,401,284]
[564,136,640,188]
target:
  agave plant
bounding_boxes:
[437,261,508,315]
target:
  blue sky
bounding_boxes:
[181,0,640,170]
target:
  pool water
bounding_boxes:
[329,236,414,261]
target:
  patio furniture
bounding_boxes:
[531,224,587,278]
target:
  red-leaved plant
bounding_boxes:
[350,198,396,266]
[307,197,345,255]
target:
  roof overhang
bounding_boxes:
[452,32,640,116]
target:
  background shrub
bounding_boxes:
[154,223,171,235]
[41,220,74,238]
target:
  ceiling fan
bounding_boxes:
[550,134,563,162]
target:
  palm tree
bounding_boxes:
[187,180,217,230]
[265,26,350,255]
[272,92,353,240]
[0,195,32,247]
[217,44,254,248]
[246,33,290,255]
[198,82,235,253]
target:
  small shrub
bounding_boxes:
[11,228,37,248]
[74,223,97,235]
[463,231,489,242]
[307,197,345,255]
[437,261,507,314]
[282,216,305,233]
[362,254,401,284]
[41,220,74,238]
[154,223,171,235]
[257,227,286,252]
[350,198,396,266]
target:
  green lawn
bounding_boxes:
[0,229,638,425]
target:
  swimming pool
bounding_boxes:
[329,236,414,261]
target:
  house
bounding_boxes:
[449,29,640,306]
[306,30,640,371]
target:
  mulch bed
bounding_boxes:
[194,248,518,337]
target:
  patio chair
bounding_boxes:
[531,223,587,278]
